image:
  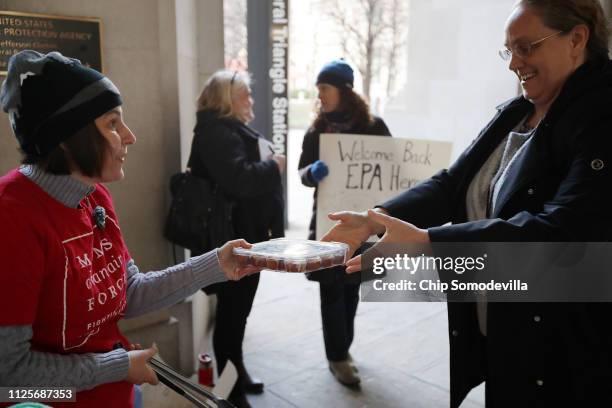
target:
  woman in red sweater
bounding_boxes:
[0,50,259,407]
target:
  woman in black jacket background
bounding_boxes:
[298,60,391,386]
[188,69,285,408]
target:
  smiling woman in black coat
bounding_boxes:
[324,1,612,407]
[188,69,285,408]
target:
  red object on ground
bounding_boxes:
[198,353,215,387]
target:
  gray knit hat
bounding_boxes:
[0,50,122,157]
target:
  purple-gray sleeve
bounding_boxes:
[123,249,227,319]
[0,325,128,390]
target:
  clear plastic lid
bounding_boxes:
[233,238,349,273]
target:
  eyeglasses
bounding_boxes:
[230,70,238,84]
[499,30,564,61]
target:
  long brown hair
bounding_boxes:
[311,86,374,133]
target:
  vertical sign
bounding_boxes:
[269,0,289,157]
[248,0,289,224]
[270,0,289,226]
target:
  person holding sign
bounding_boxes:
[298,59,391,386]
[323,1,612,406]
[188,69,286,408]
[0,51,261,407]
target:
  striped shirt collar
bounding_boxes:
[19,164,96,209]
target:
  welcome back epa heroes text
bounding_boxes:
[337,140,433,165]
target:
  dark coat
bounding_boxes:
[298,115,391,282]
[189,109,285,244]
[382,59,612,407]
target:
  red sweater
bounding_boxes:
[0,170,133,407]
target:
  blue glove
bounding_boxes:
[310,160,329,183]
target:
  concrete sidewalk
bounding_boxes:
[242,249,485,408]
[239,128,485,407]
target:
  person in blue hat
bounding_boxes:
[298,59,392,386]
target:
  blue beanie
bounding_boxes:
[0,50,122,157]
[316,59,354,89]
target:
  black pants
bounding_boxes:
[213,273,260,376]
[319,280,360,362]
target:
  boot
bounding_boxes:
[234,359,264,394]
[347,353,359,372]
[228,387,252,408]
[329,359,361,386]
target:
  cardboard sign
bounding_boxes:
[316,134,452,239]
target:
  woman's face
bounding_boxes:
[234,86,254,123]
[317,83,341,113]
[94,107,136,182]
[504,6,588,114]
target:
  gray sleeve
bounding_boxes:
[123,249,227,319]
[0,325,129,391]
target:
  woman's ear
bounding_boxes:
[570,24,589,57]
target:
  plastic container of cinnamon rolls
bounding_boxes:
[233,238,349,273]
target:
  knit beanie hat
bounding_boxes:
[316,59,354,89]
[0,50,122,157]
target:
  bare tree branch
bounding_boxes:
[224,0,248,68]
[320,0,408,103]
[385,0,408,98]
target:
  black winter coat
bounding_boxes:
[298,115,391,282]
[189,109,284,245]
[382,59,612,407]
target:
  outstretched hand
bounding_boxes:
[218,239,263,280]
[321,209,387,259]
[345,209,431,274]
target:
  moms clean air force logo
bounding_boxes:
[60,214,127,351]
